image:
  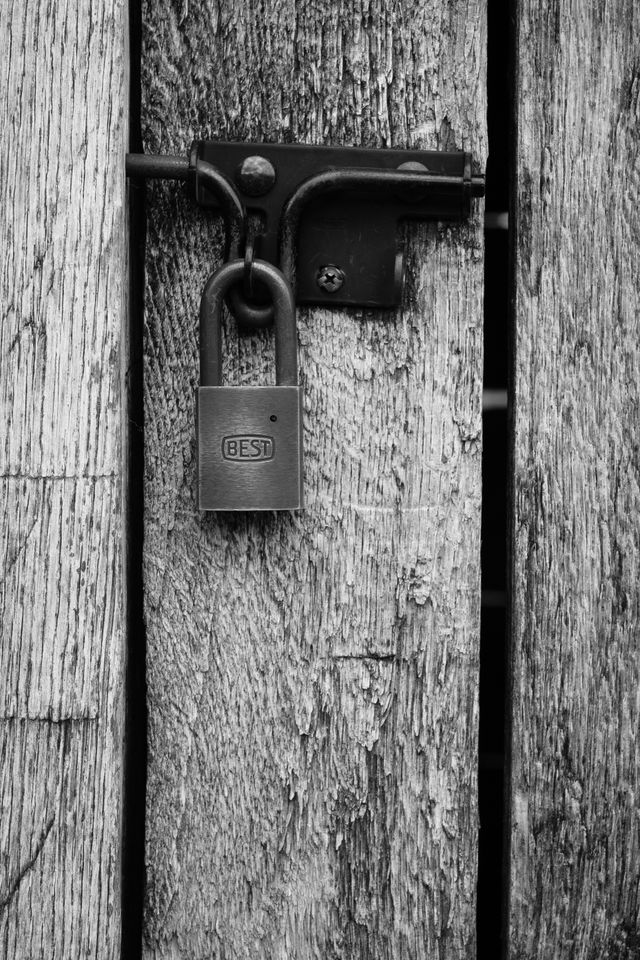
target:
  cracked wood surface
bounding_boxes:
[0,2,128,957]
[509,1,640,957]
[141,1,486,957]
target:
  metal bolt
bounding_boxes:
[234,155,277,196]
[316,264,345,293]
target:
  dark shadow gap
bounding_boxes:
[121,1,147,957]
[477,0,513,957]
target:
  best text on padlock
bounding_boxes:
[197,259,303,511]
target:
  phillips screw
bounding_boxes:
[316,264,345,293]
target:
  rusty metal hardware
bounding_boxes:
[197,259,303,512]
[127,142,485,323]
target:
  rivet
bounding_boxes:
[234,155,277,196]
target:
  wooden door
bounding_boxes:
[140,2,486,958]
[508,1,640,957]
[9,2,639,959]
[1,2,129,957]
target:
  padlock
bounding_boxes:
[197,259,303,511]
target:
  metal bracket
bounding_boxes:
[127,141,484,312]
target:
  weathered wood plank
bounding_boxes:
[141,2,486,957]
[0,2,129,957]
[509,1,640,957]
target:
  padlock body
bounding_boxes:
[197,386,303,511]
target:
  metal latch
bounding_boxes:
[127,141,484,323]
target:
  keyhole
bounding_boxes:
[270,415,277,422]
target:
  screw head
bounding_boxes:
[234,155,277,196]
[316,264,345,293]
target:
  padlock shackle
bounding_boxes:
[200,260,297,387]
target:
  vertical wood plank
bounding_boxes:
[141,2,486,957]
[509,0,640,956]
[0,2,129,957]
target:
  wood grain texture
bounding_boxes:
[141,2,486,957]
[0,2,128,957]
[509,1,640,957]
